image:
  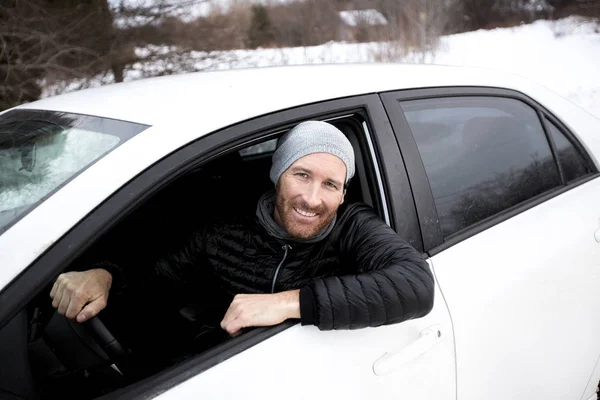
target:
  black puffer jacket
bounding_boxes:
[113,203,434,331]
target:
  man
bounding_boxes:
[50,120,434,336]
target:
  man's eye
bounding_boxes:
[296,173,308,179]
[325,182,338,190]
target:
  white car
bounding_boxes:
[1,64,599,400]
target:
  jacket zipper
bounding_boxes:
[271,244,291,293]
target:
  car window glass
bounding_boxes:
[238,138,277,157]
[0,110,147,234]
[401,97,561,237]
[545,118,592,183]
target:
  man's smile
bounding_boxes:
[294,207,318,218]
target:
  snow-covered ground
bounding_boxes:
[431,17,600,118]
[43,16,600,118]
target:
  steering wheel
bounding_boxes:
[38,307,132,378]
[82,316,129,371]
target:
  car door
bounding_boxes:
[0,95,456,400]
[382,87,600,400]
[143,96,457,400]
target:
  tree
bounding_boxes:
[247,4,275,48]
[0,0,113,110]
[373,0,451,61]
[268,0,340,47]
[105,0,212,82]
[1,0,214,111]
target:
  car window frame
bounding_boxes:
[0,94,419,399]
[540,111,595,183]
[380,86,599,255]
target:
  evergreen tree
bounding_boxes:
[247,4,275,48]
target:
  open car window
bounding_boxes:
[0,110,148,234]
[21,115,383,399]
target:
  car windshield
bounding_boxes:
[0,110,148,234]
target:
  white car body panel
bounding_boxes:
[16,64,542,126]
[431,176,600,399]
[156,270,455,400]
[584,354,600,400]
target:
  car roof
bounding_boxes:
[15,63,548,128]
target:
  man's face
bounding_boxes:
[274,152,346,239]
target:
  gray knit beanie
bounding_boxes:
[270,120,355,185]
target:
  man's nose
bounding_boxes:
[303,183,321,208]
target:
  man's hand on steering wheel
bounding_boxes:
[50,269,113,323]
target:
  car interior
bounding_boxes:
[0,114,381,400]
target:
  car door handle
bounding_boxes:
[372,326,442,376]
[595,218,600,243]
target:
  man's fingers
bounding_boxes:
[76,296,107,323]
[50,277,65,303]
[220,299,239,328]
[220,313,233,331]
[221,316,243,336]
[220,292,295,335]
[51,287,63,309]
[65,294,88,320]
[228,328,243,337]
[50,278,60,299]
[220,305,244,335]
[220,308,235,327]
[57,293,71,316]
[49,270,112,319]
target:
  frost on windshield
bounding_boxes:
[0,122,122,234]
[0,129,119,211]
[0,129,120,212]
[0,110,146,234]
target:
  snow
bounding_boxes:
[430,17,600,118]
[339,9,388,27]
[110,0,292,25]
[43,16,600,119]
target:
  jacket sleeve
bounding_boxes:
[299,204,434,330]
[91,227,209,294]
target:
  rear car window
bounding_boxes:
[0,109,148,234]
[401,96,561,237]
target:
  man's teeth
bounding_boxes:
[295,208,317,217]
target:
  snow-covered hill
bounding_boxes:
[43,16,600,118]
